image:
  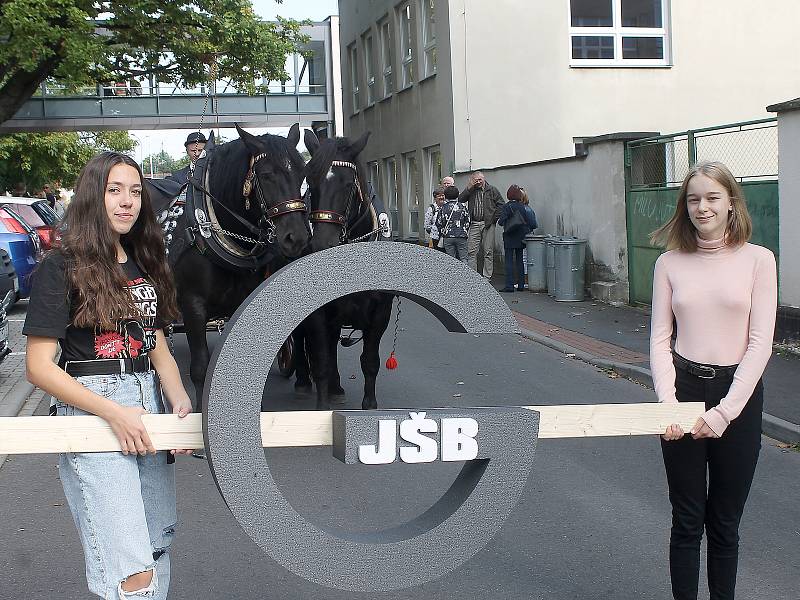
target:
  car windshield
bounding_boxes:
[2,203,46,227]
[32,201,59,225]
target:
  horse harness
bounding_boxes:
[182,148,307,269]
[309,160,387,243]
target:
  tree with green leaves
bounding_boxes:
[0,0,308,124]
[140,149,189,176]
[0,130,135,191]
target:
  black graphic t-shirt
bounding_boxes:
[23,252,164,365]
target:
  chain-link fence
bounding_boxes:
[627,118,778,189]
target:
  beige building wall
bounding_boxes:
[448,0,800,171]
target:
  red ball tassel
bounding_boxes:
[385,352,398,370]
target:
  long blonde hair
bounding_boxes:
[650,161,752,251]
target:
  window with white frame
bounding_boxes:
[367,160,381,204]
[363,32,377,105]
[383,156,399,235]
[423,145,442,197]
[397,2,414,88]
[348,43,360,112]
[379,18,394,97]
[569,0,669,67]
[421,0,437,77]
[403,151,421,235]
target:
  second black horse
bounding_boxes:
[293,129,394,410]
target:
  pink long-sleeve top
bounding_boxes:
[650,237,777,436]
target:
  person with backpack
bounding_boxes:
[435,185,470,263]
[498,184,536,292]
[424,186,446,250]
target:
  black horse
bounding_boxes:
[293,129,394,410]
[172,124,309,412]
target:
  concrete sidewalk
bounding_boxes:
[494,280,800,444]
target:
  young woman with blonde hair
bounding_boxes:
[650,161,777,599]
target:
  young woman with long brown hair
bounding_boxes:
[24,152,192,599]
[650,161,777,599]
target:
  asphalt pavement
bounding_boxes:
[2,301,799,599]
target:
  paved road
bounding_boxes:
[2,302,798,599]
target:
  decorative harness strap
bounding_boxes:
[243,152,307,220]
[308,160,377,240]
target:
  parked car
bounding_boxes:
[1,197,59,251]
[0,248,16,307]
[0,289,13,365]
[0,208,39,299]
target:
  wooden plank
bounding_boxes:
[0,403,705,455]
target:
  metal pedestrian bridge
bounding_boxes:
[0,20,340,134]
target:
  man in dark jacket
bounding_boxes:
[168,131,208,186]
[458,171,504,278]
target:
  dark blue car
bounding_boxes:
[0,207,39,300]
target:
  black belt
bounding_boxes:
[64,356,151,377]
[672,352,737,380]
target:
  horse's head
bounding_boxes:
[304,129,371,253]
[235,123,310,259]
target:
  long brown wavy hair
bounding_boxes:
[56,152,179,330]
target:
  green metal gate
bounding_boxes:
[624,119,779,305]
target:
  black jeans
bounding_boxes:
[504,246,525,290]
[661,366,763,600]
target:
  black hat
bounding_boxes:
[184,132,207,147]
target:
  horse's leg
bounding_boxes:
[293,325,312,394]
[327,325,346,399]
[304,310,332,411]
[360,297,393,410]
[181,298,210,414]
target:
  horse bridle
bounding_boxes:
[242,152,307,243]
[308,160,370,243]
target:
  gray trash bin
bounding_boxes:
[545,236,559,296]
[551,237,587,302]
[524,234,549,292]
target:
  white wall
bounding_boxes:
[777,108,800,307]
[448,0,800,170]
[457,139,629,299]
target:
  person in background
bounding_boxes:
[440,176,455,188]
[519,187,537,288]
[650,161,777,600]
[24,151,194,599]
[435,185,470,263]
[458,171,504,278]
[168,132,208,187]
[44,184,57,208]
[498,184,536,292]
[424,186,446,250]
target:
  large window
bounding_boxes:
[421,0,437,78]
[423,145,442,198]
[569,0,669,67]
[383,156,399,235]
[379,18,394,97]
[397,2,414,88]
[363,32,377,105]
[348,43,360,112]
[403,152,421,236]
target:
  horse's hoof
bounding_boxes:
[329,385,346,395]
[361,399,377,410]
[294,384,313,395]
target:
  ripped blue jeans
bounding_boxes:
[56,371,176,599]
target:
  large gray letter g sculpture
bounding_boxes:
[203,242,539,591]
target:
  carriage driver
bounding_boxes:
[169,131,208,186]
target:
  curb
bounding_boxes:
[518,327,800,445]
[0,378,34,418]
